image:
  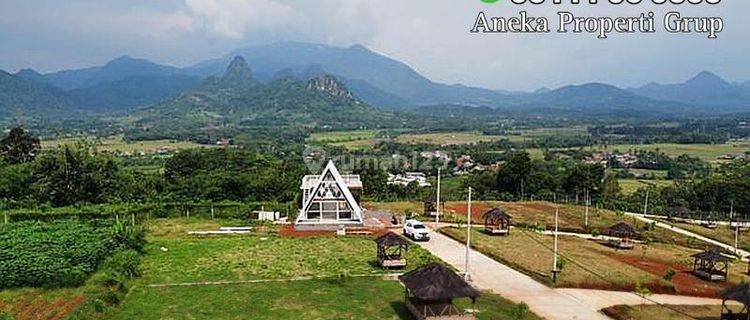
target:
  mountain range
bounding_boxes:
[1,41,749,123]
[126,56,394,141]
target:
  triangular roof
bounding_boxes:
[375,232,409,247]
[691,249,732,263]
[606,222,639,237]
[300,160,362,221]
[482,208,511,221]
[399,263,480,301]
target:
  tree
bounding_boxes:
[496,152,532,197]
[563,163,605,197]
[602,174,621,199]
[0,127,40,164]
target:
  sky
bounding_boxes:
[0,0,747,91]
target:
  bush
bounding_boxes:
[103,249,141,279]
[663,267,677,281]
[0,221,112,288]
[110,221,146,252]
[511,303,530,318]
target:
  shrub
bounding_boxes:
[0,221,111,288]
[103,249,141,279]
[110,221,146,252]
[511,303,530,318]
[663,267,676,281]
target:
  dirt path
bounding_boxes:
[414,232,726,320]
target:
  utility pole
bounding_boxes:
[436,168,441,225]
[643,190,650,216]
[465,187,472,281]
[736,218,740,255]
[584,189,590,229]
[552,206,560,283]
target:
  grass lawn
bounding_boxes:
[42,135,214,154]
[601,304,742,320]
[103,218,541,319]
[395,131,502,145]
[112,278,541,320]
[441,227,749,296]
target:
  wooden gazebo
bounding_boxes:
[605,222,640,250]
[399,263,480,320]
[692,249,731,282]
[375,232,409,269]
[424,195,438,217]
[719,283,749,320]
[482,208,512,236]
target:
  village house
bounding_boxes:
[388,172,431,188]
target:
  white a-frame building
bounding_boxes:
[296,161,363,227]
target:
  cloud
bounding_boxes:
[184,0,301,39]
[0,0,748,90]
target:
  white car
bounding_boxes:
[403,219,430,241]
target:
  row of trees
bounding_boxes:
[0,127,305,207]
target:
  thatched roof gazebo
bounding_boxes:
[719,283,749,320]
[375,232,409,269]
[424,195,438,217]
[482,208,512,236]
[605,222,640,250]
[399,263,480,320]
[692,249,731,282]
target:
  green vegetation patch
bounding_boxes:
[0,221,112,288]
[140,235,440,284]
[396,131,502,145]
[112,278,541,320]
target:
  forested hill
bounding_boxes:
[0,70,78,121]
[126,56,396,141]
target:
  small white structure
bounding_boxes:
[254,210,281,221]
[388,172,431,187]
[296,161,363,227]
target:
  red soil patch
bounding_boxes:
[278,224,335,238]
[611,254,724,298]
[444,202,492,221]
[278,224,388,238]
[517,202,558,213]
[10,295,85,320]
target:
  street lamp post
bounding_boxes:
[436,168,441,225]
[552,207,559,283]
[465,187,472,281]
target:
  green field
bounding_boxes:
[618,179,674,195]
[524,141,750,162]
[395,131,503,145]
[42,135,214,154]
[106,218,539,319]
[307,130,380,143]
[307,130,383,150]
[507,126,590,142]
